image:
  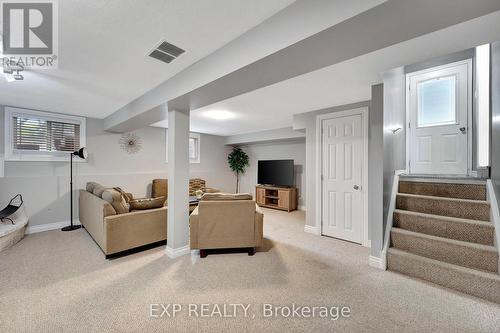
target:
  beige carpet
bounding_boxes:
[1,209,499,332]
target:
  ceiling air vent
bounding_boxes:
[148,41,185,64]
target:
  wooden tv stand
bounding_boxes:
[255,185,297,212]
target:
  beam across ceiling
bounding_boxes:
[105,0,500,132]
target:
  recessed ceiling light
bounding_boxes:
[202,110,236,120]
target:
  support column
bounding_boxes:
[166,108,191,258]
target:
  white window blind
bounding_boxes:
[12,116,81,152]
[4,107,86,161]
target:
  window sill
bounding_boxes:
[5,154,88,163]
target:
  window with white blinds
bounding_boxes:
[12,116,81,152]
[4,107,86,161]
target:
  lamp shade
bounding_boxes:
[73,147,88,159]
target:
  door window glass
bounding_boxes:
[417,76,456,127]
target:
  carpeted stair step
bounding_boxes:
[398,181,486,200]
[387,248,500,304]
[393,209,495,246]
[396,193,490,221]
[390,228,498,272]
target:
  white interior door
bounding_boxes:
[321,114,363,243]
[408,61,471,175]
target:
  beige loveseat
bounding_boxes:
[189,193,264,257]
[79,184,167,258]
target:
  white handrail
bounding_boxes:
[486,179,500,275]
[381,173,400,270]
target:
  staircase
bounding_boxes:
[386,177,500,303]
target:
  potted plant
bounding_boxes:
[227,147,249,193]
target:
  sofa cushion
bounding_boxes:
[93,183,108,197]
[102,189,130,214]
[113,187,133,203]
[130,197,166,210]
[86,182,99,193]
[201,193,253,201]
[152,179,168,198]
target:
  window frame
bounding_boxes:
[165,129,200,164]
[4,107,87,162]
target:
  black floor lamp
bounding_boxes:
[62,147,88,232]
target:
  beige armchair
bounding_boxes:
[189,193,264,258]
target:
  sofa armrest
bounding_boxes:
[189,206,199,249]
[255,204,264,247]
[104,207,167,255]
[79,190,116,252]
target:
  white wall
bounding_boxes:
[238,140,306,209]
[0,109,233,227]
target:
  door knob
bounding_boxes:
[353,185,360,190]
[459,127,467,134]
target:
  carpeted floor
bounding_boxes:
[1,208,499,332]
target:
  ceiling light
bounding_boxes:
[202,110,236,120]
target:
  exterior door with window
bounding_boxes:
[408,61,471,175]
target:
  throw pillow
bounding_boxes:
[93,184,107,197]
[102,189,130,214]
[86,182,98,193]
[130,196,166,210]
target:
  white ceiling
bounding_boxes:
[151,10,500,136]
[0,0,295,118]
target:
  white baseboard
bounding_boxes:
[304,224,321,235]
[26,220,81,234]
[369,255,386,270]
[165,244,191,258]
[298,205,306,211]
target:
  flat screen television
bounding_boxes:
[258,159,294,187]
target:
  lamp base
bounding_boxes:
[61,225,82,231]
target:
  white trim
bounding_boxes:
[369,255,386,270]
[165,129,201,164]
[486,180,500,275]
[304,224,321,235]
[395,169,407,176]
[471,170,478,178]
[400,177,485,185]
[26,220,81,234]
[4,107,87,162]
[405,59,473,175]
[0,153,4,178]
[315,107,370,247]
[381,173,401,270]
[165,244,191,258]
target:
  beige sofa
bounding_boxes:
[189,193,264,257]
[79,189,167,258]
[152,178,220,198]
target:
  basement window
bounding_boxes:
[4,107,86,162]
[165,130,201,164]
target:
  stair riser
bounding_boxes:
[396,196,490,221]
[399,181,486,200]
[387,251,500,304]
[391,230,498,272]
[393,212,494,246]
